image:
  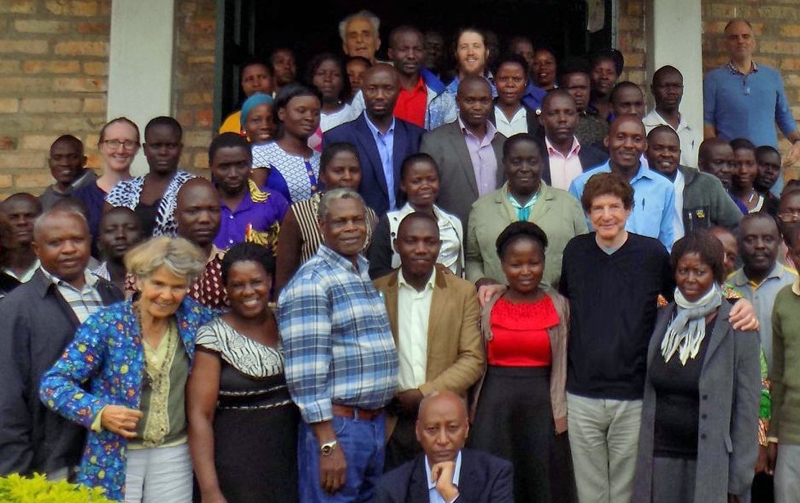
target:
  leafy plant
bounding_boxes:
[0,473,113,502]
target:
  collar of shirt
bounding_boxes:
[727,60,759,75]
[494,105,527,125]
[408,75,427,94]
[642,109,692,134]
[39,266,99,290]
[207,244,225,265]
[220,188,255,214]
[398,267,436,293]
[457,116,497,145]
[318,244,369,275]
[4,259,41,282]
[503,182,540,210]
[793,275,800,296]
[365,114,396,139]
[732,262,788,289]
[545,136,581,159]
[425,451,462,495]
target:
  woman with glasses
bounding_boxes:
[105,117,195,238]
[74,117,140,251]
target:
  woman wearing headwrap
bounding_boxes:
[632,230,761,503]
[240,92,277,146]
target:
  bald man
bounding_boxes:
[324,64,425,215]
[0,209,122,478]
[420,76,507,231]
[174,178,228,309]
[376,391,513,503]
[1,193,42,283]
[570,115,677,249]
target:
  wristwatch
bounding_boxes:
[320,439,339,456]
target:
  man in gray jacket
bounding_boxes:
[646,125,742,238]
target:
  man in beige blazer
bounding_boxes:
[373,212,484,471]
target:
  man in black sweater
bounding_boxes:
[559,172,755,503]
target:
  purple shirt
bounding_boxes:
[214,188,289,250]
[459,117,499,197]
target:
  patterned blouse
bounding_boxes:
[196,317,285,378]
[251,142,320,204]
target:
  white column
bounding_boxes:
[646,0,704,135]
[107,0,175,175]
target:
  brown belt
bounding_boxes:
[332,404,384,420]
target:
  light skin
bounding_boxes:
[455,31,488,80]
[415,392,469,502]
[540,93,579,155]
[456,77,493,137]
[589,194,631,249]
[532,49,557,90]
[740,217,780,283]
[48,140,87,191]
[343,17,380,63]
[495,62,527,120]
[562,72,591,113]
[362,65,400,131]
[646,129,681,180]
[605,117,648,180]
[388,30,424,89]
[244,103,276,145]
[97,121,138,192]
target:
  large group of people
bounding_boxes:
[2,10,800,503]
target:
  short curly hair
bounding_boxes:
[221,242,275,284]
[580,172,635,214]
[670,230,726,285]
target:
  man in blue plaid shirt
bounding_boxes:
[278,188,398,502]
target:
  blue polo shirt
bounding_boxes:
[703,62,797,148]
[569,160,676,250]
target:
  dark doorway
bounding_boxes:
[213,0,614,126]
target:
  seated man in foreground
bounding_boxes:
[376,391,513,503]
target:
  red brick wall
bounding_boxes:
[0,0,111,198]
[617,0,647,88]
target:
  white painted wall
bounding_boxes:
[107,0,175,175]
[646,0,704,136]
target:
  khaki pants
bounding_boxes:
[566,393,642,503]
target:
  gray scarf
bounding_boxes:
[660,284,722,365]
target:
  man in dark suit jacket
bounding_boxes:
[324,64,425,215]
[420,76,506,231]
[539,89,608,190]
[376,391,514,503]
[0,209,123,478]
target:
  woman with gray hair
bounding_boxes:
[39,236,216,502]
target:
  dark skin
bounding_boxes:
[651,69,684,130]
[175,178,222,257]
[211,145,251,212]
[731,148,759,211]
[755,150,781,193]
[32,211,91,289]
[540,92,579,156]
[388,30,424,91]
[740,217,780,284]
[391,218,441,414]
[48,139,87,192]
[646,129,681,181]
[400,160,440,215]
[590,58,618,121]
[98,208,142,291]
[362,64,401,133]
[495,62,527,122]
[313,59,346,113]
[456,76,493,139]
[699,140,735,190]
[188,260,279,503]
[500,238,546,304]
[140,124,183,205]
[1,194,41,278]
[605,116,648,181]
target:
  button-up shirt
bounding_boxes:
[546,136,584,191]
[426,451,462,503]
[395,76,428,128]
[569,160,677,250]
[504,185,540,222]
[672,169,686,240]
[643,109,702,168]
[729,263,797,371]
[493,105,528,138]
[366,115,398,211]
[40,267,104,324]
[397,269,435,391]
[459,117,499,197]
[277,245,398,423]
[214,185,289,250]
[4,259,41,283]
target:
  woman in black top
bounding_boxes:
[632,231,761,503]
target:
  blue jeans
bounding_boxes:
[298,412,386,503]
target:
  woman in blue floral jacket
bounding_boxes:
[39,237,215,502]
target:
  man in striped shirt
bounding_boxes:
[278,188,398,503]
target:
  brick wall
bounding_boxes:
[0,0,111,198]
[702,0,800,179]
[616,0,647,88]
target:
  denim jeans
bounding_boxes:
[298,412,386,503]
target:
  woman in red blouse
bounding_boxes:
[469,221,575,503]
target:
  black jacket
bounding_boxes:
[541,142,608,187]
[488,102,542,139]
[0,269,123,475]
[680,165,743,233]
[376,449,514,503]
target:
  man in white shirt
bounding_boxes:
[643,66,702,168]
[373,212,484,470]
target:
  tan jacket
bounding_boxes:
[373,267,485,436]
[470,287,569,434]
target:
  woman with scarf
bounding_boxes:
[632,230,761,503]
[240,92,277,147]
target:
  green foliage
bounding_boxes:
[0,473,113,502]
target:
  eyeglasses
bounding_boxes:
[102,139,139,151]
[778,210,800,222]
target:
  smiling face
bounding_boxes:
[389,30,424,78]
[244,103,276,145]
[606,117,647,171]
[456,78,493,129]
[48,139,86,186]
[496,61,527,108]
[320,197,367,259]
[455,30,488,77]
[589,193,631,243]
[416,393,469,465]
[740,216,780,278]
[675,252,715,302]
[501,237,545,295]
[343,17,380,63]
[225,260,271,320]
[504,139,542,198]
[394,217,440,280]
[278,95,321,141]
[532,49,557,89]
[99,121,139,173]
[143,124,182,176]
[646,129,681,178]
[401,159,440,209]
[362,66,400,120]
[211,145,251,197]
[540,93,579,145]
[33,211,90,285]
[136,265,189,320]
[591,58,617,97]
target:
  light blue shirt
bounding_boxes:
[365,115,397,211]
[568,160,677,250]
[425,451,462,503]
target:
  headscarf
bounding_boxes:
[240,92,274,130]
[660,283,722,365]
